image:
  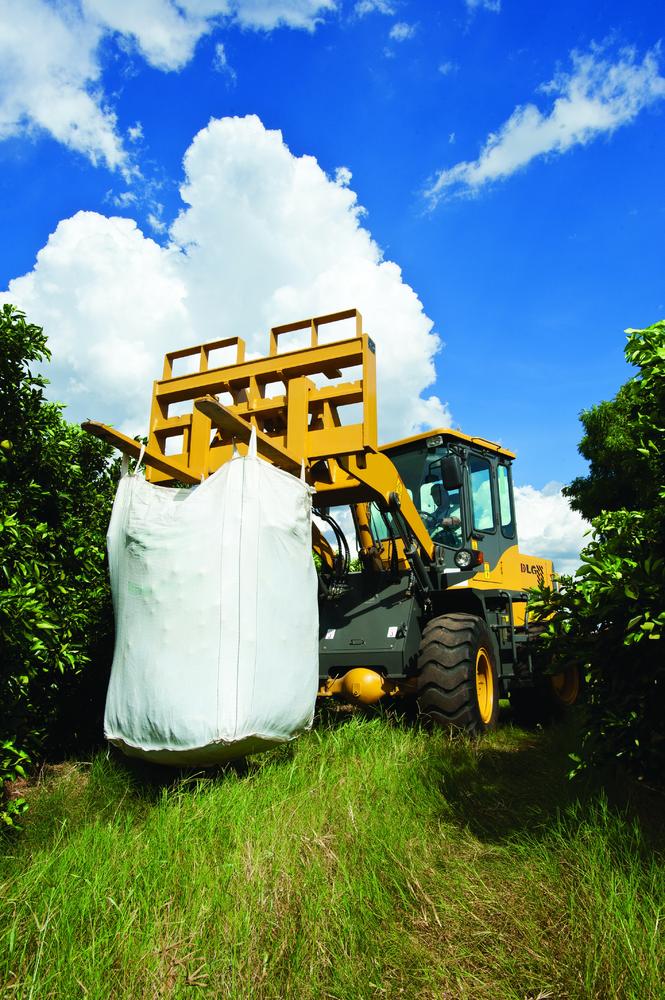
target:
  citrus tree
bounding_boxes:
[1,305,116,827]
[531,320,665,781]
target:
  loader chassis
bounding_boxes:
[83,309,568,730]
[317,432,551,705]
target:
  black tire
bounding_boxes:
[416,613,500,734]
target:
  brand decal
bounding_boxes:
[521,562,544,580]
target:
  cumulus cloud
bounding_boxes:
[425,44,665,205]
[3,212,191,432]
[0,0,127,173]
[2,115,450,443]
[0,0,335,171]
[84,0,336,66]
[389,22,415,42]
[82,0,208,71]
[514,483,588,576]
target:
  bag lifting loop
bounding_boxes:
[132,443,146,476]
[248,426,257,460]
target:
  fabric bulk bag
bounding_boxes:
[104,430,319,764]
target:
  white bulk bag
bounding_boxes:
[104,431,319,765]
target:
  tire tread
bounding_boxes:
[415,613,499,734]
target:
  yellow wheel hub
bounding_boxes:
[475,647,494,724]
[550,666,580,706]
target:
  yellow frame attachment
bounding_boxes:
[82,307,434,560]
[149,308,377,483]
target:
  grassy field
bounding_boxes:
[1,711,663,999]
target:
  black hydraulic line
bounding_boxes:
[388,492,432,597]
[313,509,350,579]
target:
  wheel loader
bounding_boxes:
[83,308,579,733]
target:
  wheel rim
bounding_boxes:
[475,647,494,724]
[550,666,580,706]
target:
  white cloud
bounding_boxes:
[82,0,209,71]
[438,60,458,76]
[2,212,191,432]
[229,0,336,31]
[465,0,500,12]
[147,212,168,233]
[111,190,138,207]
[212,41,237,81]
[334,165,352,186]
[0,0,335,171]
[2,115,450,444]
[425,44,665,205]
[83,1,335,67]
[354,0,395,15]
[127,121,144,142]
[0,0,127,173]
[514,482,588,576]
[389,21,415,42]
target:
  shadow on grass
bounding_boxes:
[92,703,576,819]
[429,709,665,852]
[104,738,300,802]
[433,726,579,842]
[16,702,664,861]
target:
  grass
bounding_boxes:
[1,711,663,999]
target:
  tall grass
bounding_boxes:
[1,715,663,999]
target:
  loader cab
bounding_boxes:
[378,430,518,573]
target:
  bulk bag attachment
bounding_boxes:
[104,429,319,765]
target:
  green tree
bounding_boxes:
[1,305,116,826]
[531,320,665,781]
[563,321,665,523]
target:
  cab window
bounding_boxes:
[497,464,515,538]
[419,455,463,548]
[387,446,465,549]
[469,455,495,531]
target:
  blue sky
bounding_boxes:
[1,0,664,569]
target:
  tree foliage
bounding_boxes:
[1,305,116,827]
[531,320,665,781]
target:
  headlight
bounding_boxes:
[454,549,484,569]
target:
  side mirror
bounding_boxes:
[441,455,463,491]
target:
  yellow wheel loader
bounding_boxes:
[84,309,578,732]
